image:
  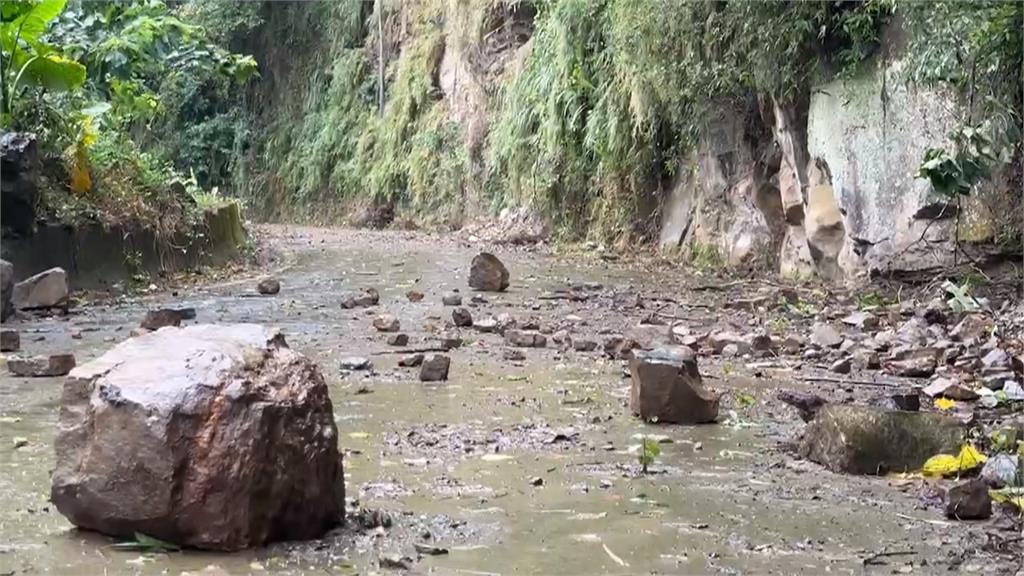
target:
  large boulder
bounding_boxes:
[468,252,509,292]
[1,259,13,321]
[629,347,719,424]
[51,324,344,551]
[12,267,68,310]
[800,405,963,474]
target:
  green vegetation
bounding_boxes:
[638,435,660,474]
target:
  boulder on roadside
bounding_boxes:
[419,354,450,382]
[0,329,19,352]
[468,253,509,292]
[12,267,68,310]
[1,259,13,321]
[799,405,962,474]
[945,479,992,520]
[141,308,189,331]
[257,278,281,295]
[8,353,75,377]
[452,308,473,328]
[505,329,546,348]
[372,314,400,332]
[629,347,718,424]
[50,324,344,551]
[341,288,379,309]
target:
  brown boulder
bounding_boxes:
[629,347,719,424]
[452,308,473,328]
[419,354,450,381]
[946,479,992,520]
[8,353,75,377]
[468,253,509,292]
[51,324,344,551]
[0,329,19,352]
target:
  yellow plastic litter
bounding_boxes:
[990,488,1024,510]
[921,444,987,477]
[933,397,956,411]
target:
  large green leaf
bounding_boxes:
[1,0,66,54]
[17,51,85,91]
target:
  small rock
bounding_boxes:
[129,327,151,338]
[922,298,948,325]
[13,437,28,449]
[373,314,400,332]
[749,332,773,352]
[810,322,843,349]
[437,333,462,350]
[895,318,928,346]
[572,339,597,352]
[341,288,380,309]
[468,252,509,292]
[981,348,1010,369]
[505,329,546,348]
[406,290,424,302]
[70,330,82,340]
[140,308,188,331]
[340,357,372,371]
[629,347,718,424]
[470,294,488,304]
[419,354,450,382]
[257,278,280,295]
[452,308,473,328]
[603,335,639,360]
[781,335,804,354]
[950,314,993,342]
[883,348,938,378]
[851,349,880,370]
[379,554,412,570]
[708,331,751,355]
[889,392,920,412]
[1003,380,1024,401]
[503,348,526,361]
[841,311,878,331]
[830,357,852,374]
[945,479,991,520]
[721,343,740,358]
[0,329,20,352]
[398,353,424,367]
[387,333,409,346]
[8,353,76,377]
[413,542,449,556]
[441,291,462,306]
[922,377,956,397]
[529,476,544,487]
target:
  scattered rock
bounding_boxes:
[572,338,597,352]
[945,479,992,520]
[981,348,1010,369]
[883,348,938,378]
[889,392,920,412]
[373,314,400,332]
[800,405,963,474]
[398,353,424,367]
[12,267,68,310]
[468,252,509,292]
[341,288,380,309]
[0,259,12,321]
[829,357,852,374]
[781,335,804,354]
[8,353,76,377]
[441,291,462,306]
[950,314,993,342]
[419,354,450,382]
[810,322,843,349]
[777,390,827,422]
[502,348,526,361]
[748,332,773,352]
[13,436,28,449]
[841,311,878,331]
[50,325,344,550]
[413,542,449,556]
[629,347,719,424]
[505,329,546,348]
[129,327,151,338]
[387,333,409,346]
[721,343,741,358]
[257,278,281,295]
[923,378,979,401]
[473,316,499,333]
[851,348,880,370]
[341,357,372,371]
[922,298,948,325]
[895,318,929,346]
[604,336,639,360]
[452,308,473,328]
[981,454,1020,488]
[140,308,189,331]
[0,329,19,352]
[406,290,424,302]
[708,331,750,355]
[1003,380,1024,401]
[529,476,544,487]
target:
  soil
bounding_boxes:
[0,225,1020,575]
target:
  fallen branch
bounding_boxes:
[797,375,902,388]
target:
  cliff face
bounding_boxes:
[236,2,1018,283]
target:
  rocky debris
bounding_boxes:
[572,338,597,352]
[341,288,380,309]
[829,357,852,374]
[841,311,878,331]
[257,278,281,295]
[387,333,409,346]
[981,454,1020,488]
[810,322,843,349]
[379,554,413,570]
[419,354,450,382]
[373,314,400,332]
[1003,381,1024,400]
[441,291,462,306]
[800,406,963,474]
[505,329,546,348]
[0,329,19,352]
[629,347,718,424]
[12,267,68,310]
[981,348,1010,369]
[398,353,424,367]
[604,335,639,360]
[707,331,750,355]
[140,308,189,331]
[950,314,993,342]
[452,308,473,328]
[341,357,372,370]
[889,392,920,411]
[922,377,978,400]
[922,298,948,325]
[895,318,929,347]
[468,252,509,292]
[883,348,938,377]
[503,348,526,361]
[851,349,880,370]
[777,390,827,422]
[8,353,75,377]
[1,259,12,321]
[50,324,343,551]
[437,333,462,350]
[781,335,804,354]
[406,290,424,302]
[945,479,992,520]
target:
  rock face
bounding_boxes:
[800,406,962,474]
[468,253,509,292]
[629,347,718,424]
[12,267,68,310]
[51,324,344,551]
[1,259,13,321]
[257,278,281,295]
[8,353,75,377]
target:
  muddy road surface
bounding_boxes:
[0,226,1015,574]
